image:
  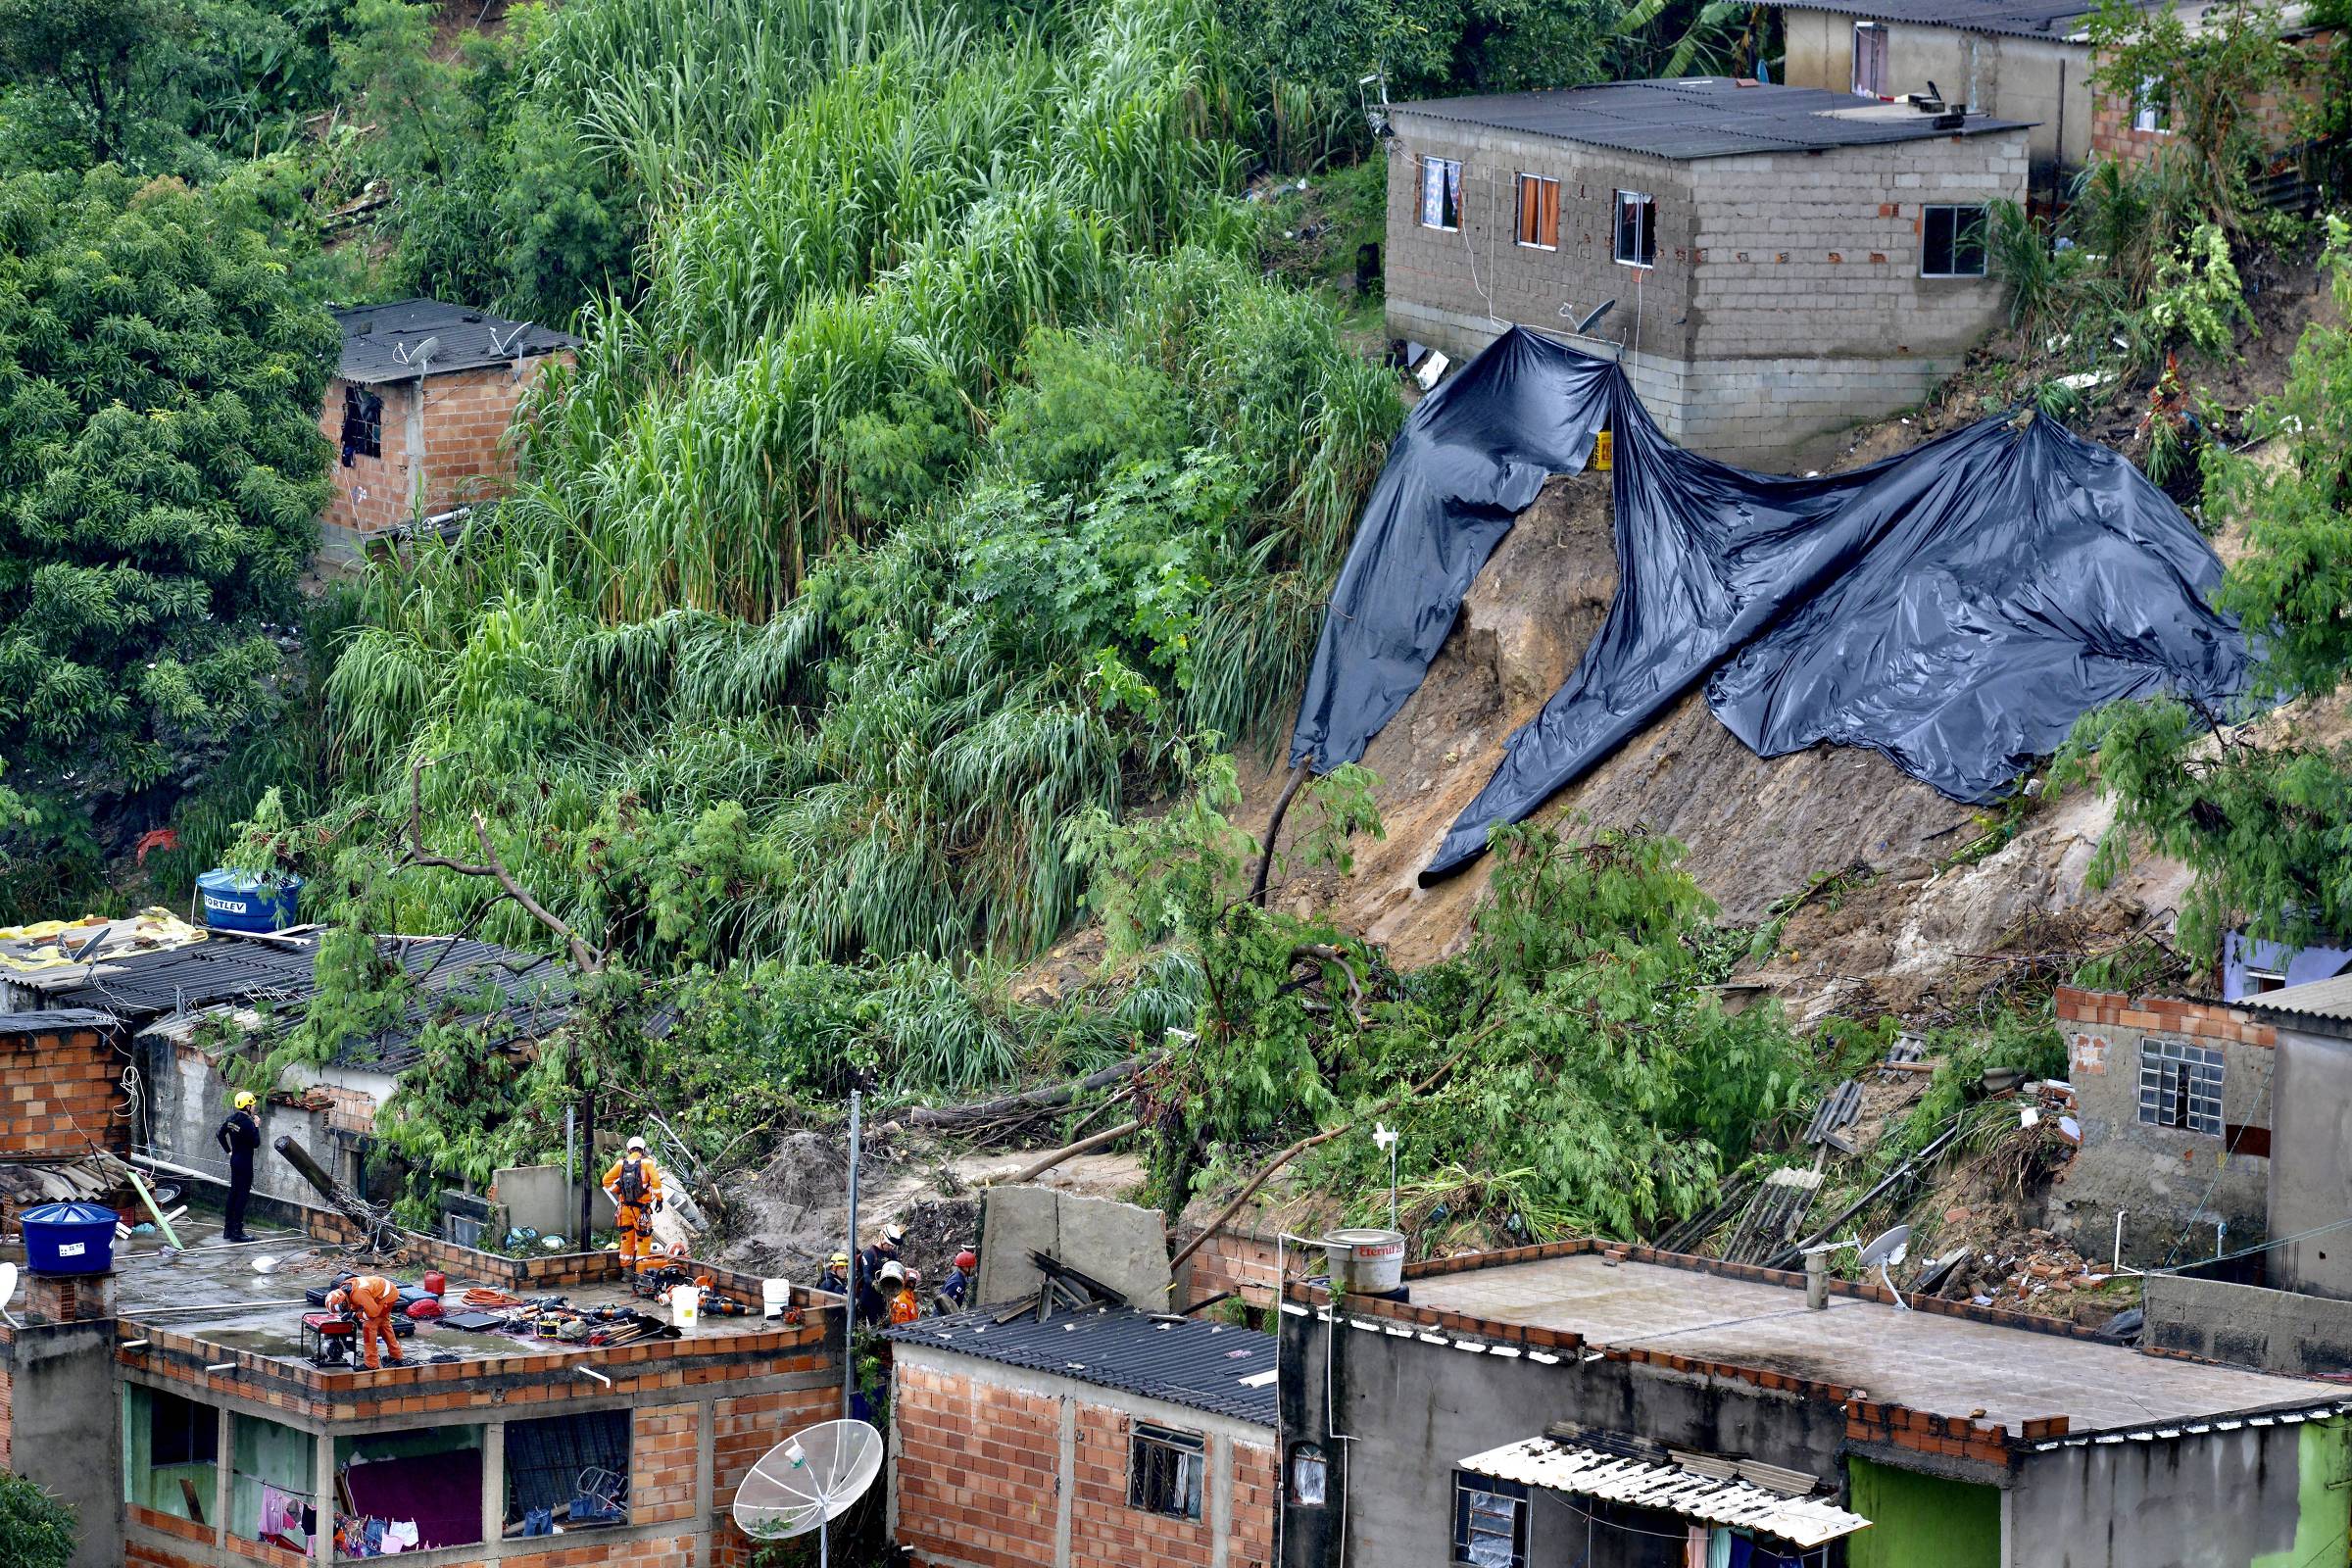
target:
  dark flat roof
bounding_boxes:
[886,1306,1278,1427]
[0,1008,120,1033]
[14,931,570,1072]
[1392,77,2027,159]
[333,299,579,385]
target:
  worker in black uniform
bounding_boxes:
[217,1090,262,1243]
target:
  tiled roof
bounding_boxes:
[1391,77,2027,160]
[332,299,579,385]
[885,1306,1279,1427]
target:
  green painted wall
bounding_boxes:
[1846,1456,2000,1568]
[2251,1418,2352,1568]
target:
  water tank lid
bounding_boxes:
[20,1200,118,1226]
[1323,1227,1406,1247]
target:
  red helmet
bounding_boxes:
[954,1250,977,1271]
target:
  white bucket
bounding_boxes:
[761,1278,791,1319]
[1321,1228,1407,1296]
[669,1283,701,1330]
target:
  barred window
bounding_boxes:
[1129,1423,1203,1520]
[2138,1036,2223,1135]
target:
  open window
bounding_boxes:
[1613,191,1657,269]
[1852,23,1888,98]
[2132,75,2171,133]
[1452,1472,1529,1568]
[1288,1442,1328,1506]
[504,1410,631,1537]
[2139,1037,2224,1135]
[231,1414,318,1555]
[124,1385,219,1526]
[334,1427,484,1556]
[339,384,383,465]
[1128,1422,1205,1521]
[1514,174,1559,250]
[2246,968,2289,995]
[1921,206,1987,277]
[1421,158,1463,231]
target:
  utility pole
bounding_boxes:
[844,1089,860,1422]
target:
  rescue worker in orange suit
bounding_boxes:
[602,1136,664,1268]
[323,1275,405,1371]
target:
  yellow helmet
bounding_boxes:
[233,1091,257,1111]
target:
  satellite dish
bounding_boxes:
[732,1420,882,1567]
[1858,1224,1913,1311]
[62,927,108,964]
[0,1261,18,1327]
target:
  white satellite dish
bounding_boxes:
[1858,1224,1913,1310]
[0,1261,18,1327]
[731,1419,882,1567]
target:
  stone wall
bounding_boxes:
[2051,987,2276,1268]
[1382,113,2025,463]
[889,1348,1274,1568]
[1782,10,2090,182]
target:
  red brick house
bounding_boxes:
[885,1305,1278,1568]
[320,300,578,560]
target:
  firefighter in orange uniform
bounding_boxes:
[323,1275,406,1371]
[602,1135,664,1268]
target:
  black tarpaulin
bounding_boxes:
[1287,327,2249,883]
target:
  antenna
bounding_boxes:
[1358,72,1392,140]
[731,1419,882,1568]
[1856,1224,1912,1310]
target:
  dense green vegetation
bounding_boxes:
[0,1471,74,1568]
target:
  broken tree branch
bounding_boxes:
[1166,1047,1470,1275]
[1250,760,1310,906]
[1283,943,1367,1028]
[399,758,605,974]
[997,1118,1143,1187]
[904,1053,1160,1131]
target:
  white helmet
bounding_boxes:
[878,1260,906,1285]
[626,1136,648,1152]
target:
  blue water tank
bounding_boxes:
[20,1200,119,1274]
[197,868,303,933]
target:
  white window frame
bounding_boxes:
[2247,967,2289,995]
[1420,157,1463,231]
[1513,172,1559,250]
[2138,1036,2225,1136]
[2132,75,2171,133]
[1128,1422,1204,1521]
[1852,22,1888,98]
[1920,204,1988,278]
[1452,1472,1529,1568]
[1613,189,1656,270]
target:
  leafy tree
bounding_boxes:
[0,166,334,908]
[0,1472,74,1568]
[2060,216,2352,963]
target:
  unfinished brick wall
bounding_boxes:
[894,1358,1064,1567]
[318,353,568,541]
[0,1014,124,1162]
[2088,32,2335,172]
[891,1349,1276,1568]
[709,1384,845,1566]
[628,1402,700,1525]
[1176,1224,1282,1309]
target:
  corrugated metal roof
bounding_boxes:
[2239,973,2352,1030]
[1460,1436,1873,1548]
[333,299,579,385]
[1783,0,2097,39]
[0,1008,121,1033]
[885,1307,1278,1427]
[1391,78,2027,160]
[29,931,570,1072]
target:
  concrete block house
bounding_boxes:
[884,1306,1278,1568]
[320,301,578,561]
[1278,1240,2352,1568]
[1382,78,2028,462]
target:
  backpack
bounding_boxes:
[617,1157,646,1204]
